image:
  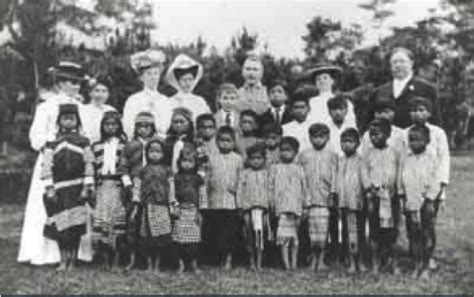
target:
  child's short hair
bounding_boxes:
[340,127,360,143]
[327,94,349,110]
[177,141,199,173]
[409,96,432,113]
[308,123,330,136]
[246,142,266,159]
[196,113,216,127]
[280,136,300,153]
[408,124,430,143]
[268,79,288,92]
[262,122,283,136]
[217,126,236,140]
[373,96,396,112]
[239,109,259,121]
[369,118,392,136]
[217,82,238,98]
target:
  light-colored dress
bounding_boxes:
[282,120,313,154]
[18,93,93,265]
[165,54,211,122]
[80,103,116,143]
[122,88,174,139]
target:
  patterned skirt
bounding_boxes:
[92,180,126,249]
[308,206,329,244]
[43,182,87,242]
[172,205,201,244]
[276,213,299,246]
[139,204,172,247]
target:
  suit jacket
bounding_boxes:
[258,106,292,130]
[369,76,441,129]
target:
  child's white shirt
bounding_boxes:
[282,119,313,153]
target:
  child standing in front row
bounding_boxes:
[118,111,157,269]
[268,137,308,270]
[361,119,400,274]
[298,123,338,272]
[131,137,172,273]
[42,104,95,271]
[92,111,128,270]
[398,125,439,280]
[206,126,243,270]
[407,96,450,271]
[237,143,271,270]
[337,128,366,273]
[170,144,205,273]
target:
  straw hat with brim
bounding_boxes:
[305,64,343,80]
[48,61,86,82]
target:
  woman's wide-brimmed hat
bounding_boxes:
[305,63,342,79]
[48,61,86,82]
[130,49,166,74]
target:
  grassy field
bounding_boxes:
[1,153,473,294]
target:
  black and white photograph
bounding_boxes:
[0,0,473,294]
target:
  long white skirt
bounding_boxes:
[17,153,94,265]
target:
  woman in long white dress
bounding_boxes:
[165,54,210,121]
[306,64,356,127]
[18,61,94,265]
[81,75,117,143]
[122,50,174,139]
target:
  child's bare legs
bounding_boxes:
[223,252,232,270]
[290,239,299,270]
[153,252,161,273]
[347,211,359,273]
[57,240,67,272]
[367,197,380,274]
[280,241,290,270]
[420,200,436,280]
[243,212,256,270]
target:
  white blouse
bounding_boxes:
[80,103,116,144]
[171,92,210,122]
[307,92,356,127]
[122,88,175,139]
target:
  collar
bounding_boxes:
[393,73,413,86]
[143,86,159,97]
[243,81,263,91]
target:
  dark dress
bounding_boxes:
[41,131,94,243]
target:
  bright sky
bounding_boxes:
[152,0,440,58]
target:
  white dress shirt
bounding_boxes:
[308,91,356,127]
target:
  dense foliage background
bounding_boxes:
[1,0,474,151]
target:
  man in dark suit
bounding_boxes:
[258,79,293,132]
[369,47,442,129]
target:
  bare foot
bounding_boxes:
[428,258,438,270]
[56,263,67,272]
[419,269,430,281]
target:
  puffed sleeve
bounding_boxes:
[83,144,95,186]
[41,142,54,187]
[329,153,338,194]
[29,103,52,151]
[122,96,136,141]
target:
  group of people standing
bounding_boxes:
[17,46,448,280]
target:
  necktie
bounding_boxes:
[225,112,232,126]
[275,107,281,124]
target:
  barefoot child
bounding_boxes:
[206,126,243,269]
[398,125,439,279]
[170,144,205,273]
[236,143,270,270]
[132,137,172,272]
[91,111,128,269]
[361,119,400,274]
[269,137,308,270]
[337,128,366,273]
[42,104,94,271]
[407,96,450,270]
[298,123,338,272]
[118,112,157,269]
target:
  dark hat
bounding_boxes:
[305,63,342,79]
[49,61,86,82]
[173,65,199,81]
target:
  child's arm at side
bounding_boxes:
[41,142,55,197]
[118,143,133,188]
[436,128,450,196]
[397,153,407,210]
